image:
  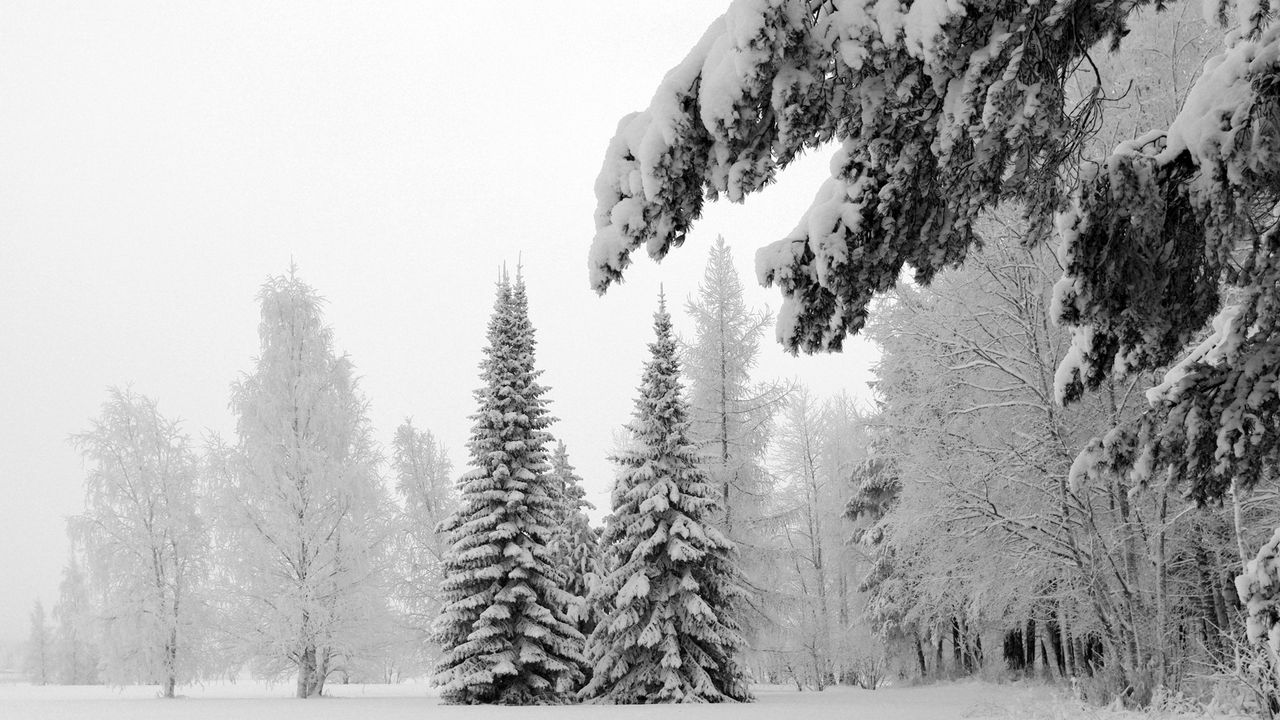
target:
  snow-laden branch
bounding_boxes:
[593,0,1152,353]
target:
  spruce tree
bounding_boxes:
[546,442,600,639]
[582,295,752,704]
[433,272,584,704]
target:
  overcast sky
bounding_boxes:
[0,1,876,643]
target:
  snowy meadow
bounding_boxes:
[0,681,1208,720]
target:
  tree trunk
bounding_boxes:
[1025,618,1038,679]
[315,648,330,697]
[297,644,317,698]
[1038,619,1060,682]
[1153,485,1170,686]
[952,617,962,673]
[1057,603,1074,677]
[915,633,927,678]
[935,633,944,677]
[163,633,177,698]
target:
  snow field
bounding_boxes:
[0,681,1059,720]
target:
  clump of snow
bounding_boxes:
[590,0,822,292]
[1054,326,1094,405]
[1237,526,1280,661]
[901,0,970,69]
[1145,304,1244,405]
[1159,30,1270,164]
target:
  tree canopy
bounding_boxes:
[589,0,1280,505]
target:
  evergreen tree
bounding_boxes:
[546,441,600,638]
[24,600,51,686]
[844,457,922,677]
[582,294,752,704]
[432,272,584,704]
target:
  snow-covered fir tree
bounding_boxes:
[432,272,585,704]
[71,388,209,698]
[24,600,51,686]
[545,441,600,639]
[223,268,392,698]
[582,294,752,704]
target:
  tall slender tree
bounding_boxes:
[770,387,835,689]
[224,268,391,698]
[71,388,208,697]
[24,600,51,686]
[389,418,455,677]
[582,294,752,704]
[432,272,584,704]
[682,236,785,544]
[52,547,100,685]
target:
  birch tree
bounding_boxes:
[767,387,835,688]
[224,269,392,698]
[389,418,455,677]
[71,388,209,697]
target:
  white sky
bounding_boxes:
[0,1,876,643]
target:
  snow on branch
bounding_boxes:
[1053,21,1280,404]
[1238,525,1280,664]
[1050,10,1280,503]
[592,0,1149,353]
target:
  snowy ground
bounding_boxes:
[0,680,1249,720]
[0,681,1048,720]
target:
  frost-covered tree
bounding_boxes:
[223,269,392,698]
[389,418,455,677]
[582,295,752,704]
[52,548,100,685]
[546,441,600,639]
[858,221,1263,698]
[845,457,920,674]
[589,0,1280,696]
[71,388,209,697]
[432,273,585,704]
[768,387,835,688]
[24,600,51,686]
[682,236,785,544]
